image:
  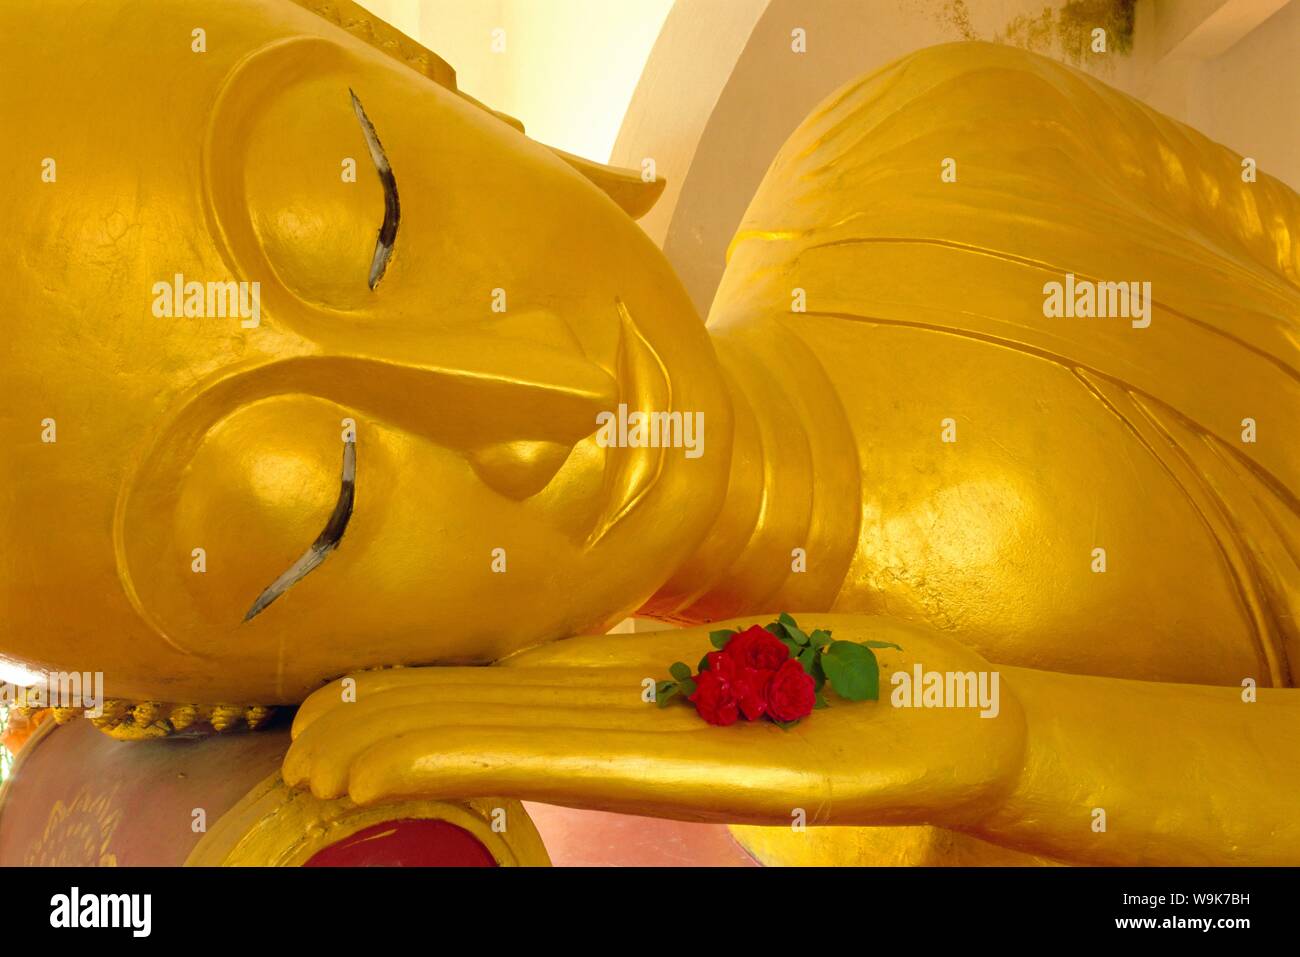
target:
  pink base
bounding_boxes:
[523,803,758,867]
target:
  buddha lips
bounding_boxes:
[655,614,901,728]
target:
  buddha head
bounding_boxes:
[0,0,731,702]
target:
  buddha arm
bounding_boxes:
[968,666,1300,865]
[284,616,1300,865]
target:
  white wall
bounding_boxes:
[1139,0,1299,189]
[356,0,674,162]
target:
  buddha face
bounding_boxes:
[0,0,731,703]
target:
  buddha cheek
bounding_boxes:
[121,395,370,652]
[119,392,622,690]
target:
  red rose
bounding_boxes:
[688,669,740,726]
[732,667,772,721]
[700,651,771,721]
[723,625,790,671]
[765,659,816,722]
[703,649,731,673]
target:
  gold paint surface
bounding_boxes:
[1,0,728,704]
[4,6,1299,866]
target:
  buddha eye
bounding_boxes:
[243,436,356,623]
[349,89,400,290]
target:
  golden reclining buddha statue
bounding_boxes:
[2,0,1298,867]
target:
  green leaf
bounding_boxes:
[821,641,880,701]
[814,691,829,710]
[654,681,679,707]
[808,629,833,648]
[811,653,827,692]
[796,645,818,677]
[777,612,810,646]
[669,661,692,682]
[698,653,712,672]
[709,629,736,650]
[862,640,903,651]
[679,677,697,696]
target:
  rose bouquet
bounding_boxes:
[655,613,900,727]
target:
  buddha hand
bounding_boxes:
[282,615,1027,829]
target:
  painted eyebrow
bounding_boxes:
[243,437,356,623]
[349,89,400,290]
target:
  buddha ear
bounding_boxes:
[548,147,667,220]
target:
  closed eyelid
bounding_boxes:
[242,437,356,623]
[350,89,400,290]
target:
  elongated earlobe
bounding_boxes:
[549,147,667,220]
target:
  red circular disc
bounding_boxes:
[303,818,498,867]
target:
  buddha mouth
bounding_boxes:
[587,298,672,547]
